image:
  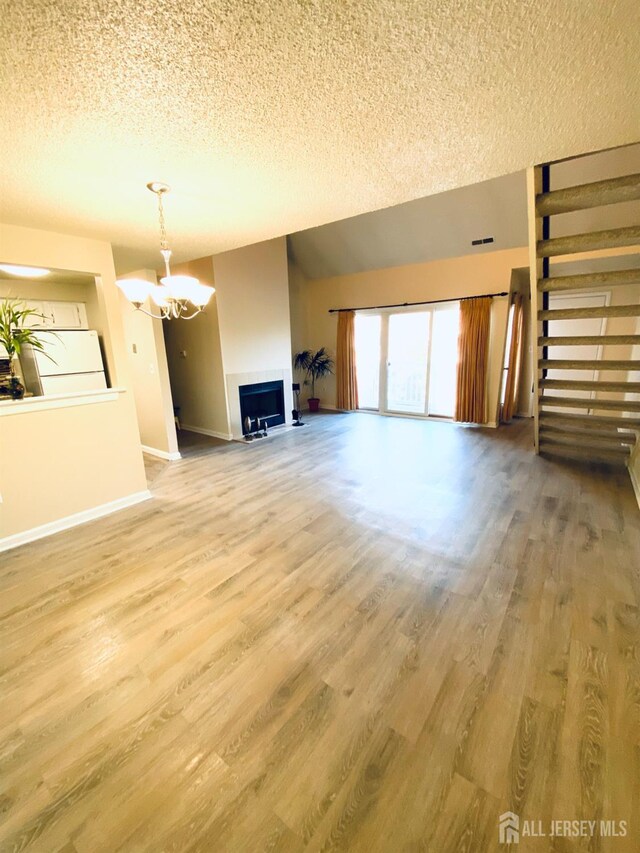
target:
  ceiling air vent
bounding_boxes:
[471,236,494,246]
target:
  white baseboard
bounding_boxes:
[0,490,152,554]
[181,424,233,441]
[141,444,181,461]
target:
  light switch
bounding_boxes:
[179,350,187,359]
[132,343,137,354]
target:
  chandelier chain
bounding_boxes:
[157,192,169,253]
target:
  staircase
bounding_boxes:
[527,154,640,464]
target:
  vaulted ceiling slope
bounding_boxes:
[1,1,638,272]
[288,172,528,279]
[289,143,640,279]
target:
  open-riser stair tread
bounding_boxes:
[536,172,640,216]
[539,359,640,371]
[539,411,640,430]
[537,225,640,258]
[539,442,630,465]
[539,396,640,412]
[538,269,640,292]
[539,424,636,445]
[538,304,640,321]
[539,379,640,392]
[538,334,640,346]
[539,432,632,453]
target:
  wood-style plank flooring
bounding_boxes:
[1,413,639,852]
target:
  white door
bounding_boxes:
[34,331,104,376]
[546,292,608,414]
[41,372,107,394]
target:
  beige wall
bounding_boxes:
[0,222,147,543]
[288,260,309,356]
[510,267,533,417]
[1,397,148,538]
[162,240,295,440]
[292,246,529,425]
[214,237,293,375]
[162,256,230,438]
[119,270,179,456]
[213,237,294,437]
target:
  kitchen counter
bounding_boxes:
[0,387,127,416]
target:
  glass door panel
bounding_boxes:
[354,313,381,409]
[386,312,430,414]
[428,304,460,417]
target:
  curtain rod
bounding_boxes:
[327,291,509,313]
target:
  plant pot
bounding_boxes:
[308,397,320,412]
[9,377,25,400]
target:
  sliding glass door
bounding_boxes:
[354,304,460,418]
[386,312,430,413]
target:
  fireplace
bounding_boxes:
[238,380,285,434]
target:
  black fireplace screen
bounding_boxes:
[238,380,285,433]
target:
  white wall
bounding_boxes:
[0,276,102,332]
[0,222,148,544]
[213,237,294,438]
[119,269,179,458]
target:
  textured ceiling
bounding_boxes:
[1,1,639,273]
[289,144,640,279]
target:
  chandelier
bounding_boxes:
[116,183,214,320]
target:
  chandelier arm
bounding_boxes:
[134,305,167,320]
[179,307,205,320]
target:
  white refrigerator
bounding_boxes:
[21,330,108,395]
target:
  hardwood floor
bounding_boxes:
[1,413,639,852]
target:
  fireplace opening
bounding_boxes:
[239,380,285,434]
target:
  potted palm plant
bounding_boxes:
[293,347,334,412]
[0,299,54,399]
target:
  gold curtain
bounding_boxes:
[501,293,525,423]
[336,310,359,411]
[454,296,492,424]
